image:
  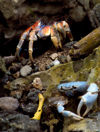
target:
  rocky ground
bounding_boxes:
[0,0,100,132]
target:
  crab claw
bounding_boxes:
[57,101,83,120]
[77,83,99,117]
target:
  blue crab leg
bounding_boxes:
[57,101,83,120]
[77,83,99,117]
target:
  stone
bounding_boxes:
[32,77,43,90]
[52,59,60,66]
[64,112,100,132]
[0,97,19,111]
[21,103,38,114]
[0,111,40,131]
[20,65,32,77]
[50,53,58,60]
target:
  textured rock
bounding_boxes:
[50,53,58,60]
[20,65,32,77]
[64,112,100,132]
[69,5,86,22]
[0,97,19,111]
[32,77,43,90]
[0,111,40,131]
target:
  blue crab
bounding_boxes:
[57,81,99,120]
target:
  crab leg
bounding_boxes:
[66,31,73,41]
[50,27,62,49]
[16,31,29,57]
[57,101,83,120]
[77,83,99,117]
[28,30,38,62]
[16,20,41,58]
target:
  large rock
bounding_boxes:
[0,111,40,132]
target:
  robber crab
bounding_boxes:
[57,81,99,120]
[15,20,73,62]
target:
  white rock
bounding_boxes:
[20,65,32,77]
[52,59,60,66]
[50,53,58,60]
[32,77,43,90]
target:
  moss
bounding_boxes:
[49,62,77,84]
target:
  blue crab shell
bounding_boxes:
[57,81,88,97]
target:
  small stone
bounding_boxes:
[27,89,40,103]
[66,55,72,62]
[50,53,58,60]
[52,59,60,66]
[32,77,43,90]
[0,97,19,111]
[58,55,67,63]
[20,65,32,77]
[34,65,39,72]
[13,71,20,78]
[45,65,51,70]
[21,103,38,114]
[11,90,23,99]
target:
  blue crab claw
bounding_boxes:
[77,83,99,117]
[57,101,83,120]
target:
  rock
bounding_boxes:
[69,5,86,22]
[66,55,72,62]
[4,55,16,65]
[21,103,38,114]
[10,90,23,99]
[13,71,20,79]
[50,53,58,60]
[52,59,60,66]
[0,111,40,131]
[9,63,21,74]
[58,55,67,63]
[0,97,19,111]
[0,56,7,79]
[32,77,43,90]
[20,65,32,77]
[63,112,100,132]
[27,89,40,103]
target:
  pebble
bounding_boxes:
[9,63,21,74]
[52,59,60,66]
[0,97,19,111]
[58,55,67,63]
[10,90,23,99]
[32,77,43,90]
[50,53,58,60]
[66,55,72,62]
[20,65,32,77]
[21,103,38,114]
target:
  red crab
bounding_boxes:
[16,20,73,62]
